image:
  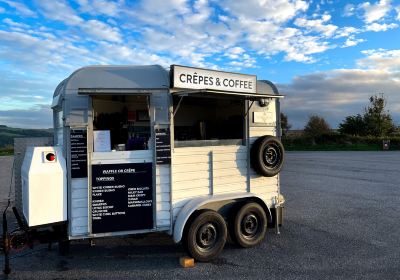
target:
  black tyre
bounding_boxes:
[184,210,227,262]
[250,135,284,177]
[232,203,267,248]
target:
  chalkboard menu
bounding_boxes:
[70,129,87,178]
[91,163,153,234]
[155,128,171,164]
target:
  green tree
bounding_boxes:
[363,93,395,136]
[280,112,291,136]
[304,115,331,137]
[338,114,366,136]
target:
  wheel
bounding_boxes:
[232,203,267,248]
[250,135,284,177]
[184,210,227,262]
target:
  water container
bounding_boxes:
[21,146,67,227]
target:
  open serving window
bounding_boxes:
[172,93,245,147]
[171,65,283,147]
[92,95,151,152]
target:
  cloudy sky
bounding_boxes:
[0,0,399,129]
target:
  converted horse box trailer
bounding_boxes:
[10,65,285,265]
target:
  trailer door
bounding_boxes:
[88,94,154,236]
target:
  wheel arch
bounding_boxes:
[173,193,271,243]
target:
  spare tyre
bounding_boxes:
[250,135,284,177]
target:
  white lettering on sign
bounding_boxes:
[172,65,257,93]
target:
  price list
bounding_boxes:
[91,163,153,234]
[155,128,171,164]
[70,129,87,178]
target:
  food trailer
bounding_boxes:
[11,65,285,265]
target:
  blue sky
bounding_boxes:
[0,0,399,129]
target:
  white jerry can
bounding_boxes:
[21,146,67,227]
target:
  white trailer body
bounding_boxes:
[22,64,285,261]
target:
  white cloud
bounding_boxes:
[280,49,400,128]
[281,69,400,128]
[2,17,30,28]
[94,42,174,66]
[365,22,398,31]
[35,0,83,25]
[119,0,361,64]
[75,0,121,16]
[0,105,53,128]
[222,0,308,23]
[396,6,400,20]
[81,20,122,42]
[294,14,338,37]
[225,47,245,59]
[0,29,95,72]
[359,0,392,23]
[334,26,361,38]
[0,0,37,17]
[343,4,355,16]
[184,0,212,25]
[342,36,365,47]
[358,49,400,71]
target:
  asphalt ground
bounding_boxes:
[0,151,399,279]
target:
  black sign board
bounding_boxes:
[91,163,153,234]
[70,129,87,178]
[155,128,171,164]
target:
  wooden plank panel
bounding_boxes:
[171,163,210,172]
[70,226,88,235]
[156,192,170,202]
[71,188,88,199]
[172,179,210,190]
[213,153,247,161]
[213,175,247,185]
[156,183,170,195]
[156,175,170,185]
[156,219,170,227]
[156,166,170,176]
[212,166,246,177]
[156,211,170,220]
[213,160,247,170]
[71,207,87,218]
[70,217,88,228]
[213,183,246,194]
[173,170,210,182]
[172,155,209,164]
[172,187,210,201]
[156,201,170,211]
[71,198,87,208]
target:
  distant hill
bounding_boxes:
[0,125,53,149]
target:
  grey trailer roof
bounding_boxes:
[53,65,170,97]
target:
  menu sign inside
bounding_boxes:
[155,128,171,165]
[91,163,153,234]
[172,65,257,94]
[70,129,87,178]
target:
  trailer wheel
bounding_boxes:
[184,210,227,262]
[233,203,267,248]
[250,135,284,177]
